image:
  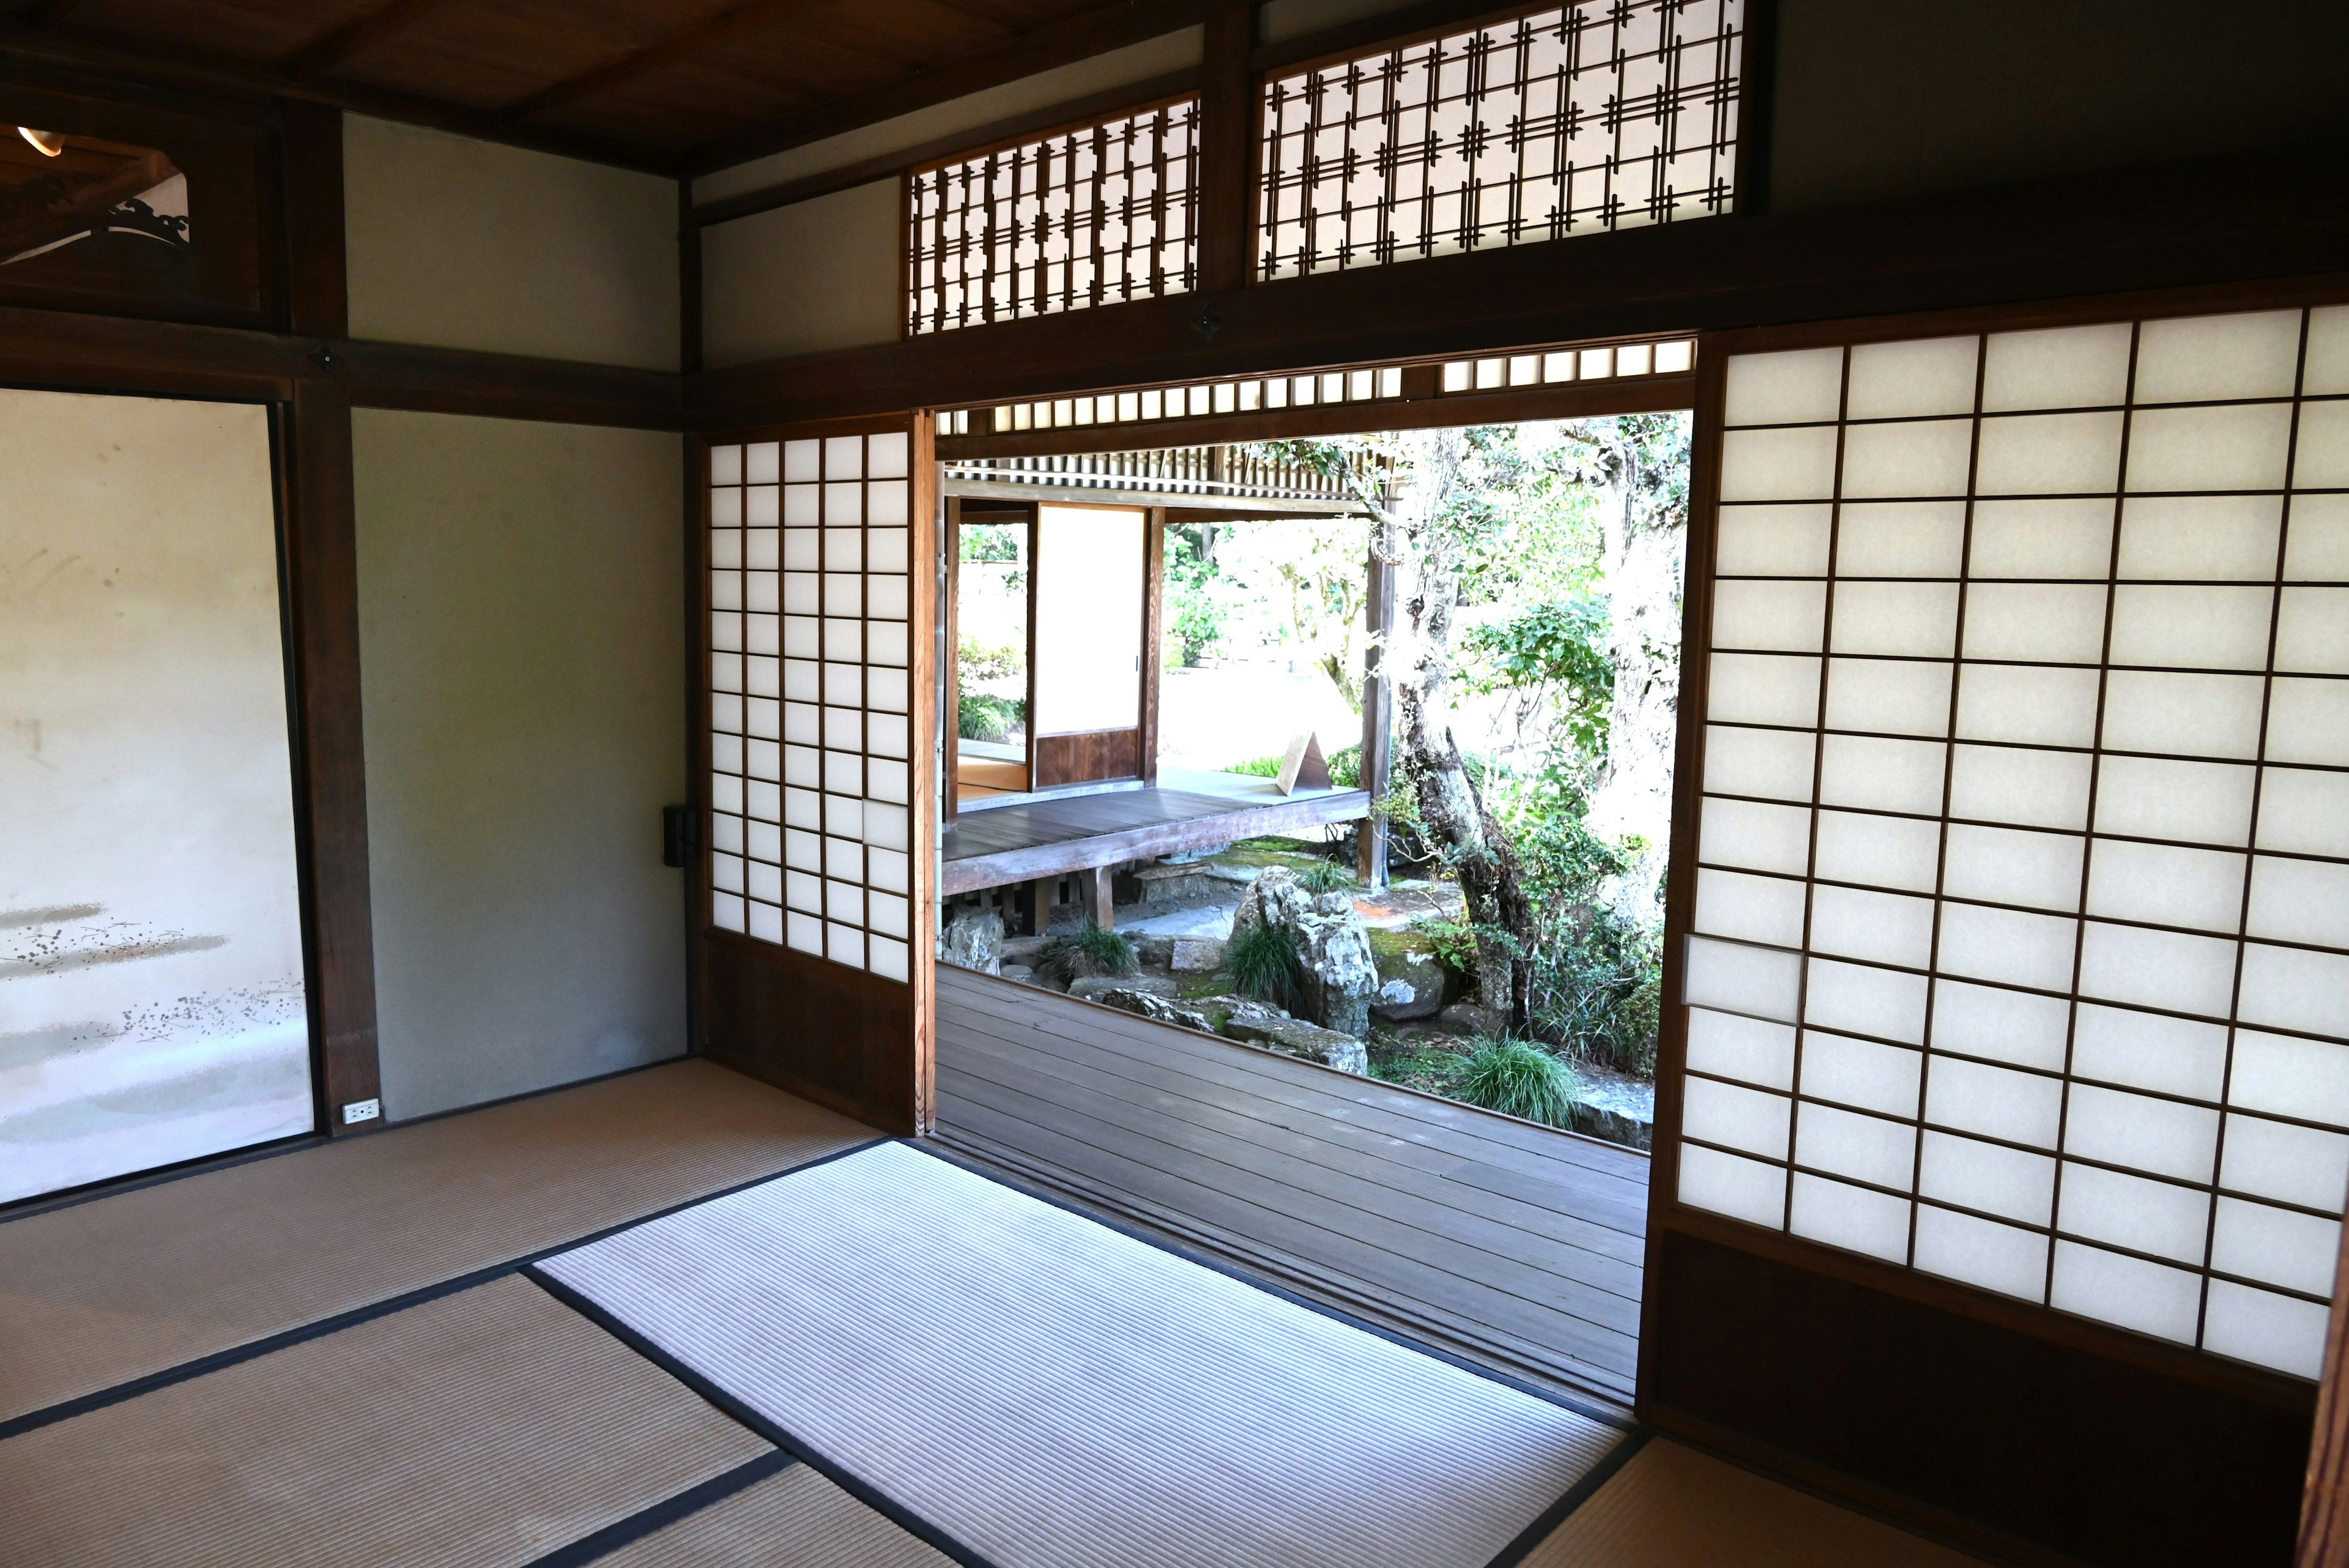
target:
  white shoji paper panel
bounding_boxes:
[708,432,917,984]
[1681,305,2349,1378]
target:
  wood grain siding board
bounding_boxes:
[281,379,382,1128]
[1193,1,1252,296]
[689,136,2349,429]
[335,339,682,428]
[1646,1230,2312,1568]
[1033,727,1140,789]
[2303,1213,2349,1567]
[281,98,349,339]
[703,933,911,1135]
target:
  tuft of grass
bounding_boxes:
[1452,1037,1579,1128]
[1295,860,1356,894]
[957,691,1026,741]
[1039,920,1136,982]
[1226,918,1304,1007]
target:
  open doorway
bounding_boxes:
[929,348,1696,1405]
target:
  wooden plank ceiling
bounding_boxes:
[0,0,1192,172]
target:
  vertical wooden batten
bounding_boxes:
[277,98,384,1131]
[1195,0,1255,295]
[2300,1221,2349,1567]
[1139,507,1165,784]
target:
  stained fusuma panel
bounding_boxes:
[0,390,311,1203]
[1259,1,1745,281]
[707,434,916,981]
[1677,305,2349,1379]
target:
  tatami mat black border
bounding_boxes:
[521,1449,801,1568]
[910,1137,1638,1434]
[524,1266,1009,1568]
[0,1134,891,1442]
[1485,1429,1652,1568]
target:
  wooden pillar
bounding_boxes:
[1140,508,1165,784]
[2299,1216,2349,1566]
[1196,1,1255,295]
[1356,542,1397,889]
[943,497,962,823]
[1082,865,1115,930]
[1026,874,1058,937]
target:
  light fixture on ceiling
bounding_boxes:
[17,127,64,157]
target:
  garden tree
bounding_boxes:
[1263,414,1691,1050]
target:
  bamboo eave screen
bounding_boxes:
[1675,303,2349,1379]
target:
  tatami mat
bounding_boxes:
[595,1464,956,1568]
[0,1058,872,1424]
[541,1141,1624,1568]
[1520,1438,1983,1567]
[0,1273,770,1568]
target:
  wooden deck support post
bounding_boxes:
[1357,538,1397,890]
[1082,865,1115,930]
[1026,873,1058,936]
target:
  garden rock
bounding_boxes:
[940,910,1003,975]
[1233,868,1379,1038]
[1438,1001,1506,1038]
[1068,974,1178,1003]
[1367,927,1447,1022]
[1132,935,1175,967]
[1170,937,1226,973]
[1094,989,1218,1033]
[999,964,1037,984]
[1222,1012,1370,1076]
[1565,1061,1656,1151]
[999,934,1049,965]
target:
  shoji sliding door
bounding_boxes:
[698,418,938,1134]
[1669,299,2348,1378]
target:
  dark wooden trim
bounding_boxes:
[1031,726,1140,790]
[1195,1,1252,295]
[937,371,1697,459]
[2302,1216,2349,1567]
[681,430,708,1060]
[336,340,683,428]
[0,299,305,399]
[1139,508,1165,783]
[688,0,1218,175]
[1729,0,1777,217]
[0,20,681,174]
[688,135,2349,431]
[691,68,1203,229]
[279,99,348,338]
[280,379,382,1129]
[943,496,962,823]
[1356,536,1395,887]
[703,934,910,1135]
[1251,0,1559,75]
[909,411,941,1136]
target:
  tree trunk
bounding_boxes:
[1376,429,1537,1027]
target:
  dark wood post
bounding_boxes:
[1197,1,1255,295]
[943,496,962,823]
[1356,537,1395,888]
[1140,507,1166,783]
[2299,1214,2349,1566]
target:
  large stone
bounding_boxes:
[1068,973,1178,1003]
[1231,868,1379,1038]
[1367,926,1448,1022]
[939,910,1003,975]
[999,933,1050,965]
[1119,860,1224,905]
[1132,935,1176,967]
[1438,1001,1505,1038]
[1170,937,1226,973]
[1093,988,1217,1033]
[1222,1011,1369,1076]
[1565,1061,1657,1152]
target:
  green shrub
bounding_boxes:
[1223,746,1360,787]
[1039,920,1136,982]
[957,692,1026,741]
[1296,860,1356,894]
[1410,912,1477,979]
[1226,918,1303,1008]
[1452,1037,1579,1128]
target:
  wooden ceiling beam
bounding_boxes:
[499,0,833,124]
[689,0,1218,174]
[0,20,684,173]
[279,0,461,80]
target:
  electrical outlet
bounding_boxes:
[341,1098,381,1126]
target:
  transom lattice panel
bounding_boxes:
[707,433,918,981]
[1677,304,2349,1378]
[908,100,1199,336]
[1259,0,1744,281]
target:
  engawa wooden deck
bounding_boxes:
[940,781,1370,895]
[931,965,1649,1405]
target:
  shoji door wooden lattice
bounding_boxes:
[1661,295,2349,1382]
[699,417,938,1134]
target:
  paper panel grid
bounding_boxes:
[1680,307,2349,1380]
[708,434,915,984]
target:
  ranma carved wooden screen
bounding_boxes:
[907,98,1199,335]
[1674,303,2349,1380]
[1259,0,1745,281]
